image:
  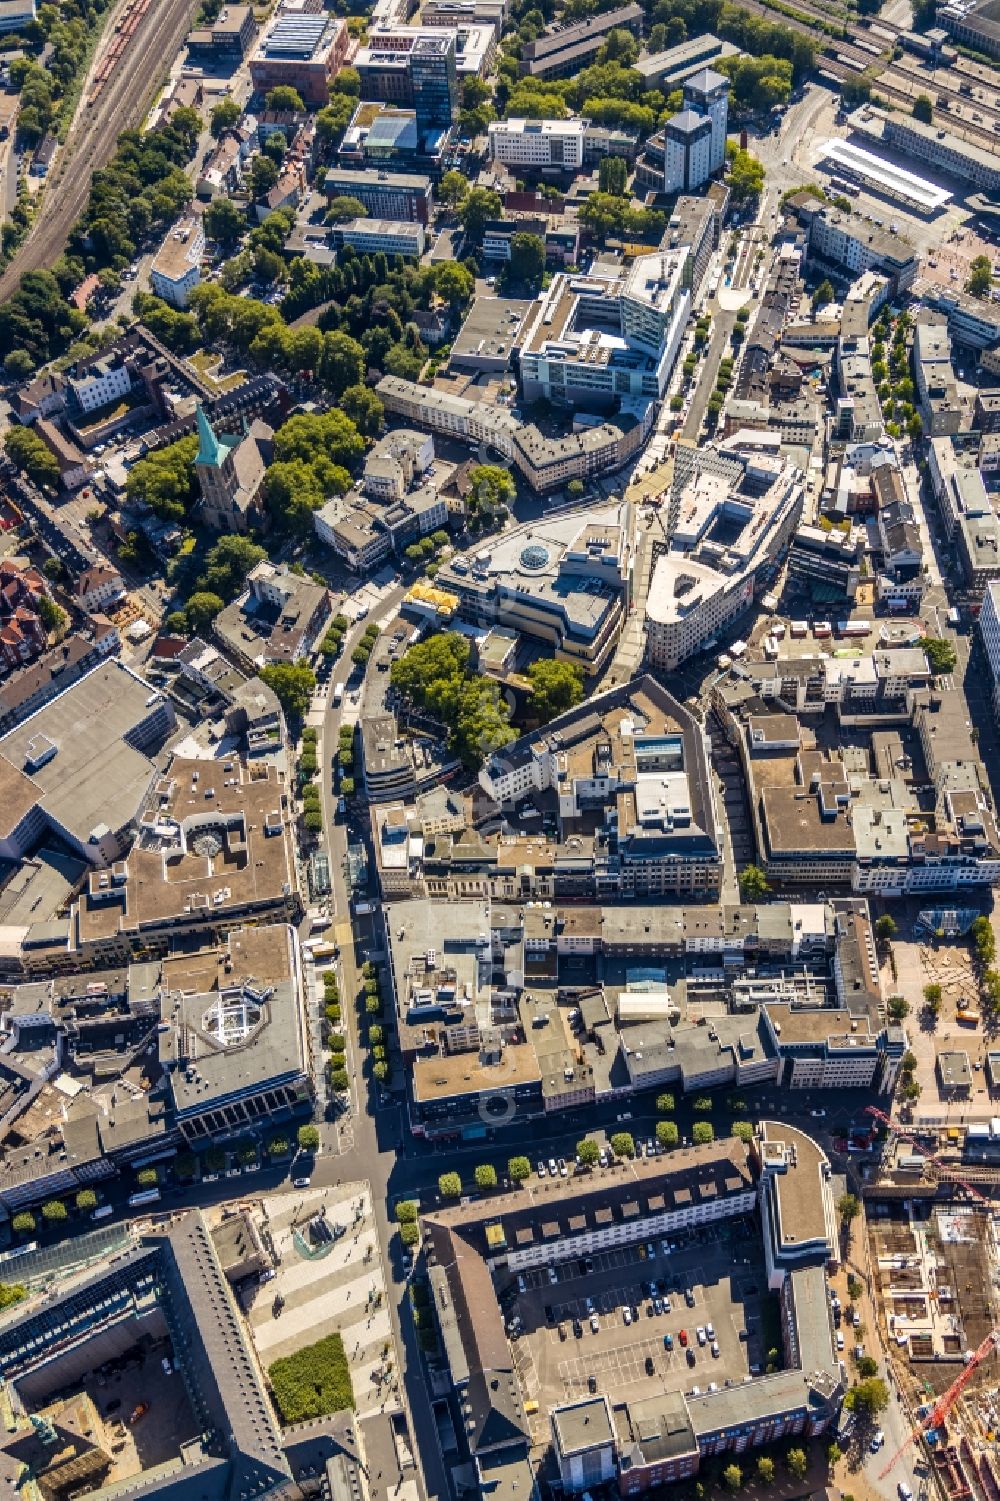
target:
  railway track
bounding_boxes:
[0,0,198,303]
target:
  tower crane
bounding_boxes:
[879,1329,1000,1477]
[864,1105,994,1208]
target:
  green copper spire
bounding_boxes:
[195,403,223,468]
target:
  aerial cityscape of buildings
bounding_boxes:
[2,0,1000,1500]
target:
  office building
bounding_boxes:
[801,202,918,296]
[850,104,1000,194]
[150,216,204,308]
[488,116,586,169]
[323,167,433,223]
[663,110,712,193]
[355,28,459,126]
[938,0,1000,59]
[187,3,257,60]
[249,8,349,104]
[635,32,737,88]
[979,580,1000,721]
[519,2,642,76]
[914,319,962,436]
[682,67,728,173]
[330,216,425,257]
[644,442,804,671]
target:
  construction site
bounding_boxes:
[863,1106,1000,1498]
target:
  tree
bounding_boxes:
[577,1138,600,1166]
[297,1124,320,1152]
[923,983,942,1015]
[722,1465,742,1492]
[731,1121,754,1144]
[527,659,585,724]
[692,1095,713,1112]
[657,1120,680,1149]
[439,1171,462,1198]
[508,1155,532,1182]
[813,277,834,308]
[201,535,266,600]
[340,384,384,438]
[37,595,65,634]
[42,1199,68,1221]
[786,1448,808,1480]
[326,194,367,224]
[460,187,503,240]
[468,464,515,515]
[508,231,546,287]
[739,864,770,901]
[920,635,957,674]
[204,196,246,248]
[692,1121,714,1145]
[756,1458,775,1484]
[12,1212,35,1234]
[912,93,933,122]
[75,1189,98,1212]
[474,1163,498,1190]
[137,1168,159,1187]
[260,661,316,721]
[968,255,992,297]
[126,434,198,520]
[875,914,897,944]
[435,261,475,310]
[972,916,996,966]
[4,426,60,488]
[609,1132,635,1158]
[887,995,910,1021]
[845,1377,890,1418]
[249,154,280,200]
[907,412,924,441]
[438,169,469,207]
[598,155,628,195]
[184,591,225,633]
[210,97,241,137]
[266,85,304,112]
[857,1355,879,1378]
[841,73,871,107]
[0,1283,26,1310]
[727,146,765,204]
[838,1193,861,1223]
[373,1061,389,1083]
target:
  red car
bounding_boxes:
[678,1329,688,1347]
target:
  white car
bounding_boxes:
[898,1483,913,1501]
[810,1108,827,1118]
[537,1161,546,1178]
[706,1322,715,1339]
[292,1176,311,1188]
[623,1306,633,1326]
[548,1158,558,1176]
[696,1326,707,1345]
[548,1266,558,1285]
[872,1430,885,1452]
[590,1313,600,1333]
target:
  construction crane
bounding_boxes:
[879,1329,1000,1476]
[865,1106,994,1208]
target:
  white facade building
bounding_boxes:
[150,217,205,309]
[487,117,586,169]
[662,110,712,193]
[68,360,133,415]
[334,218,425,258]
[682,66,729,173]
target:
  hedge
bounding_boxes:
[268,1333,354,1422]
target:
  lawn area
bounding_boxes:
[267,1333,354,1423]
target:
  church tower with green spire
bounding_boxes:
[194,403,271,534]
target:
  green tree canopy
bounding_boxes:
[610,1131,635,1158]
[577,1138,600,1165]
[739,864,770,901]
[261,662,316,722]
[4,426,60,488]
[439,1171,462,1198]
[460,186,503,240]
[474,1163,498,1189]
[692,1122,714,1146]
[838,1193,861,1222]
[912,93,933,122]
[657,1120,680,1149]
[786,1449,808,1480]
[298,1124,320,1151]
[126,434,199,521]
[527,659,585,724]
[508,1155,532,1182]
[508,231,546,287]
[210,97,241,137]
[919,635,957,674]
[265,85,304,112]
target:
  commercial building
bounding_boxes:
[355,28,459,126]
[682,67,728,175]
[937,0,1000,59]
[663,110,713,194]
[249,8,349,105]
[214,560,331,672]
[634,31,737,88]
[519,253,690,407]
[330,216,425,257]
[436,499,633,677]
[323,167,433,223]
[0,660,175,870]
[643,440,804,672]
[801,203,918,296]
[978,580,1000,721]
[150,215,204,309]
[850,104,1000,194]
[488,117,586,170]
[914,319,962,436]
[187,3,257,60]
[423,1130,843,1490]
[0,0,35,32]
[519,2,642,77]
[376,376,653,492]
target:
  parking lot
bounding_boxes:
[507,1219,775,1422]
